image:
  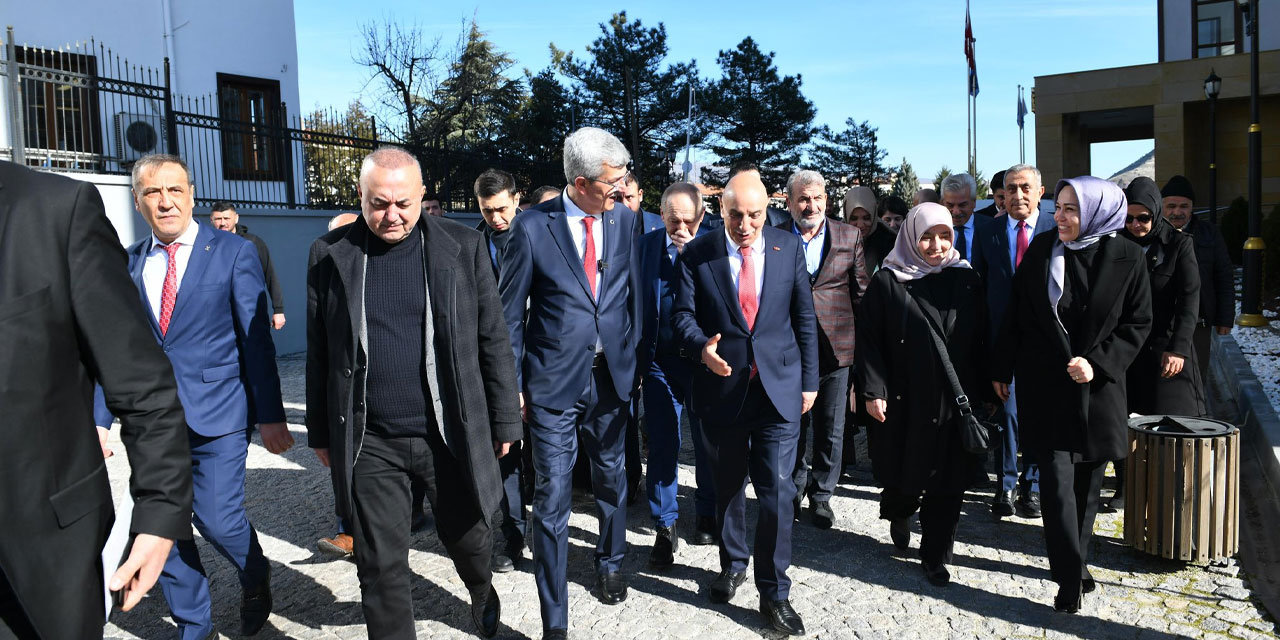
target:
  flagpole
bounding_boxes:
[972,40,978,177]
[1019,86,1026,164]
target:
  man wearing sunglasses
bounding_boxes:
[499,127,643,640]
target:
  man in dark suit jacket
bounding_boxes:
[499,127,642,639]
[941,172,997,274]
[620,172,662,504]
[974,170,1005,217]
[976,164,1056,520]
[673,173,818,637]
[94,154,291,639]
[473,168,526,574]
[0,161,192,640]
[1161,175,1235,380]
[307,148,519,639]
[210,202,286,330]
[637,182,715,565]
[776,170,868,530]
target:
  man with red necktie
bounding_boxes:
[95,154,292,640]
[671,172,818,637]
[499,127,642,640]
[975,163,1055,522]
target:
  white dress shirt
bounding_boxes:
[141,220,200,321]
[725,229,766,296]
[1005,211,1040,268]
[562,188,605,299]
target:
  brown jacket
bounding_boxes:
[777,217,868,374]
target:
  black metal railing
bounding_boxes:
[1,28,561,211]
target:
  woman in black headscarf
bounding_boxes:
[1101,177,1204,513]
[993,176,1152,613]
[857,203,987,587]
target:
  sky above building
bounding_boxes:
[295,0,1157,183]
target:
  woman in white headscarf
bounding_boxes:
[855,203,988,587]
[992,176,1152,613]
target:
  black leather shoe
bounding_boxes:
[921,561,951,586]
[240,572,273,636]
[1016,491,1042,518]
[809,500,834,529]
[889,518,910,550]
[650,525,678,567]
[692,516,717,545]
[470,584,501,638]
[708,569,748,603]
[1054,584,1082,613]
[543,628,568,640]
[491,553,515,573]
[596,571,628,605]
[760,598,805,636]
[1082,568,1096,594]
[991,489,1015,517]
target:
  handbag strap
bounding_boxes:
[902,285,973,416]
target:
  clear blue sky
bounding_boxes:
[295,0,1158,183]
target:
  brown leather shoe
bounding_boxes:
[317,533,354,557]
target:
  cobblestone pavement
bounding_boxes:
[103,356,1278,639]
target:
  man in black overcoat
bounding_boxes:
[0,161,193,639]
[306,147,521,638]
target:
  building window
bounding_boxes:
[1194,0,1240,58]
[217,73,283,181]
[16,47,103,164]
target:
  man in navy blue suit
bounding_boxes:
[976,164,1053,520]
[672,173,818,637]
[96,154,291,640]
[637,181,716,566]
[619,171,661,505]
[940,172,996,274]
[499,127,642,640]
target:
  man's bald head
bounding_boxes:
[328,212,359,231]
[721,173,769,248]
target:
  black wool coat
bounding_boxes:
[855,267,987,495]
[1124,224,1205,416]
[993,234,1152,462]
[306,216,522,527]
[1182,216,1234,328]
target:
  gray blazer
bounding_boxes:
[305,215,522,525]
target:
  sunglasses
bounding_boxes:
[1126,214,1154,224]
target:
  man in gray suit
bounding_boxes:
[306,147,521,639]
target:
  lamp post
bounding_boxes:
[1238,0,1266,327]
[1206,69,1221,224]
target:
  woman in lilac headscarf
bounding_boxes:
[992,177,1152,613]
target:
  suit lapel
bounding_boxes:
[757,236,786,314]
[548,205,595,305]
[423,221,459,316]
[165,223,214,340]
[708,238,749,332]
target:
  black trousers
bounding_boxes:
[350,430,492,640]
[1039,450,1106,591]
[793,367,850,502]
[879,485,964,566]
[0,568,37,640]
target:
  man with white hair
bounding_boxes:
[500,127,643,639]
[673,172,818,636]
[307,146,520,638]
[778,170,868,530]
[940,172,996,272]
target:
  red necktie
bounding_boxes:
[739,245,758,330]
[1015,220,1029,269]
[582,216,598,299]
[158,242,180,335]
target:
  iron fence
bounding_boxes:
[1,27,561,211]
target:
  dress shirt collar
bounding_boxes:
[561,187,601,220]
[150,219,199,252]
[724,228,762,255]
[1006,211,1039,233]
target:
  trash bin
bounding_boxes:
[1123,415,1239,562]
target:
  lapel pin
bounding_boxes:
[204,245,211,251]
[609,219,615,225]
[772,246,781,251]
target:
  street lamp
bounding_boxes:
[1237,0,1265,327]
[1206,69,1221,224]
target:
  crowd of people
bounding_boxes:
[0,121,1232,640]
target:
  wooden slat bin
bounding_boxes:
[1122,415,1239,562]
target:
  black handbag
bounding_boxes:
[906,289,1003,454]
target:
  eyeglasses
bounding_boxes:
[1126,214,1154,224]
[585,172,631,192]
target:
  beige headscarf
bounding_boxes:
[881,203,971,282]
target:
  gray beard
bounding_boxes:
[795,215,824,232]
